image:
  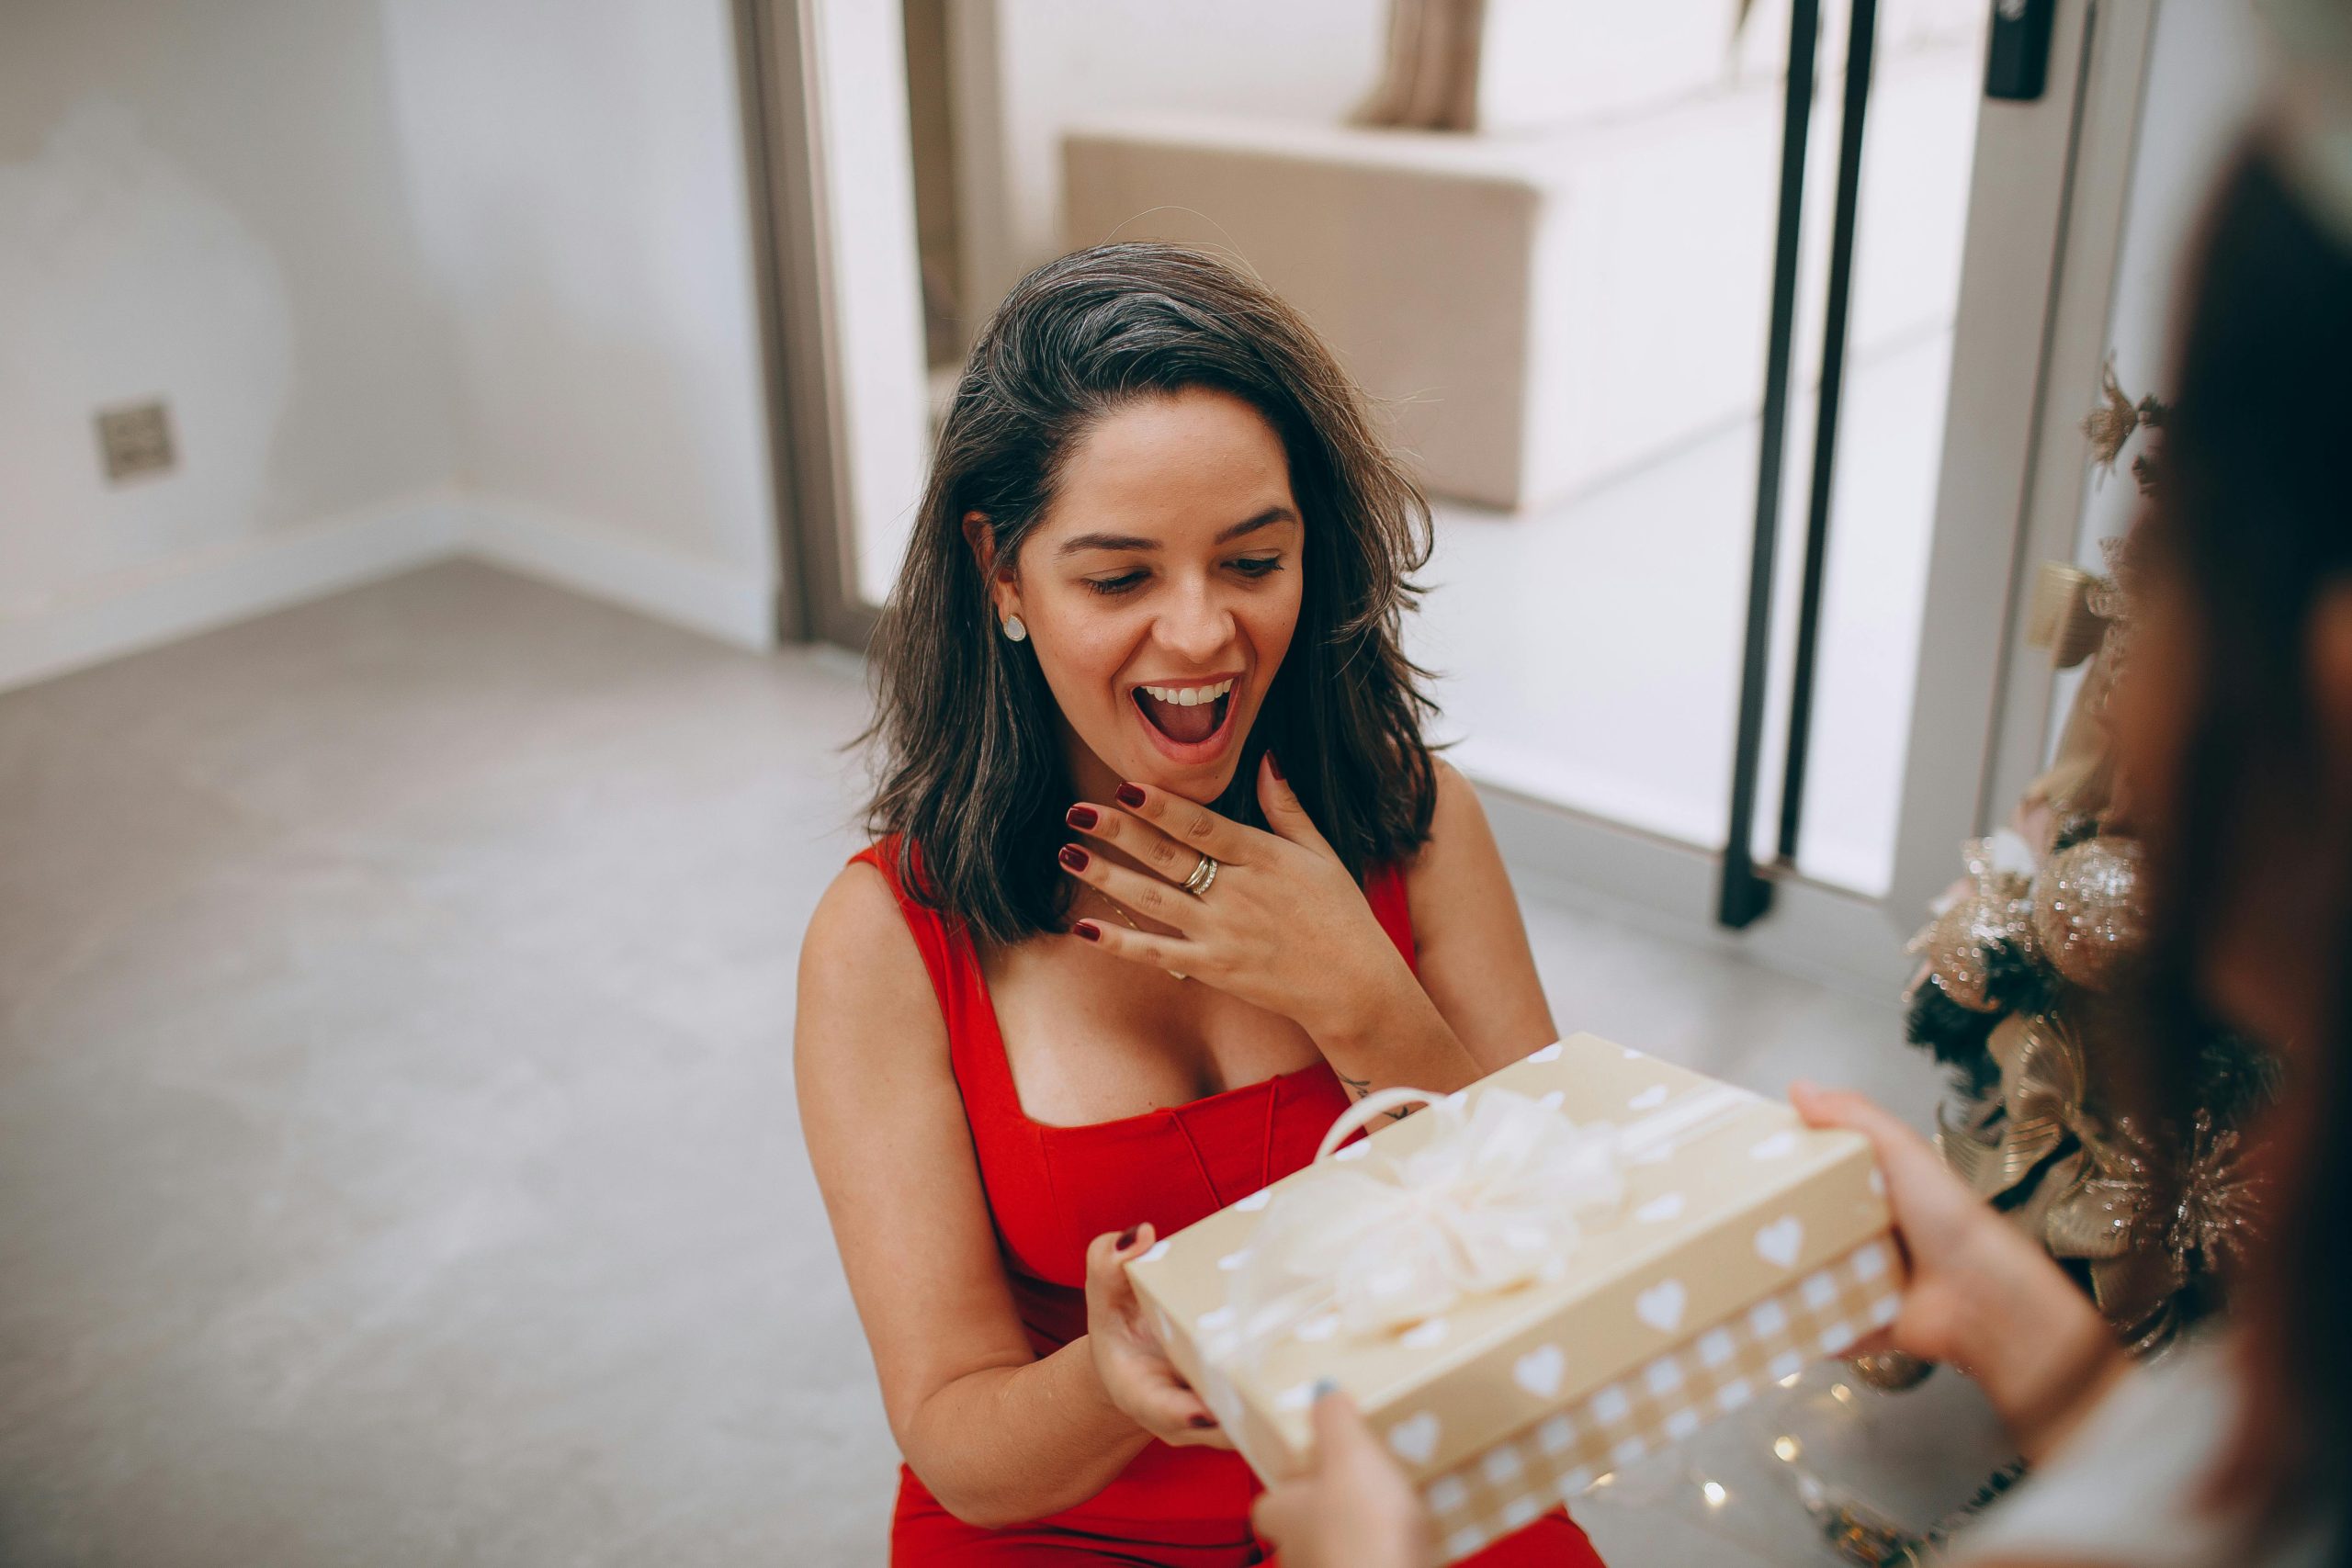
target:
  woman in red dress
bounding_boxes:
[797,244,1604,1566]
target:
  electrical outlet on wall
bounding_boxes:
[96,400,176,484]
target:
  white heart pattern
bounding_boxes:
[1748,1130,1800,1161]
[1401,1317,1450,1349]
[1388,1412,1442,1465]
[1628,1084,1669,1111]
[1513,1345,1566,1398]
[1295,1312,1341,1342]
[1529,1043,1564,1064]
[1634,1192,1687,1224]
[1753,1216,1804,1269]
[1236,1189,1272,1212]
[1537,1089,1566,1113]
[1217,1250,1251,1271]
[1635,1279,1688,1333]
[1139,1239,1172,1264]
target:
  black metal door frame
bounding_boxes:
[1717,0,1883,928]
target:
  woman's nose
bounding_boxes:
[1156,581,1236,664]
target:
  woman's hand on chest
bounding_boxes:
[1056,753,1414,1049]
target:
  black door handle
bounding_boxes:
[1986,0,2058,101]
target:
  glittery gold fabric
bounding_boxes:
[2030,838,2148,991]
[1894,378,2260,1359]
[1905,838,2038,1013]
[1925,953,2265,1346]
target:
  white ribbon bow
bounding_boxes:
[1225,1086,1626,1347]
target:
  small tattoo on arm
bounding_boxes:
[1339,1071,1416,1120]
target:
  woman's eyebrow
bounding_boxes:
[1216,506,1300,544]
[1054,507,1299,558]
[1056,531,1157,558]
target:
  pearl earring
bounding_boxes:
[1001,614,1028,643]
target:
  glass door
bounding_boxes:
[745,0,2162,987]
[1412,0,1991,916]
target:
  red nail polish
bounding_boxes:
[1117,783,1147,808]
[1058,844,1089,873]
[1190,1415,1216,1429]
[1267,751,1285,782]
[1074,920,1102,942]
[1116,1226,1138,1248]
[1066,804,1099,829]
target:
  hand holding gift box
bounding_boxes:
[1125,1034,1904,1562]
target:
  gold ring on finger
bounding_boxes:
[1182,852,1218,897]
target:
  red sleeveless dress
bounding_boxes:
[854,844,1604,1567]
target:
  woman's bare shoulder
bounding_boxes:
[1429,755,1485,823]
[803,856,907,953]
[797,858,945,1069]
[1406,756,1501,880]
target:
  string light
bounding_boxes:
[1773,1435,1803,1463]
[1702,1481,1729,1509]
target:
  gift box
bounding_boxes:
[1125,1033,1903,1562]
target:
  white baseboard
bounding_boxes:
[1475,777,1917,1000]
[0,498,465,693]
[0,494,781,695]
[455,499,776,652]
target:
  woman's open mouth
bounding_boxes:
[1131,677,1236,754]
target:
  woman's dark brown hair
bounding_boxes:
[2140,142,2352,1536]
[861,243,1439,946]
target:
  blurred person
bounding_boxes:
[1252,62,2352,1568]
[795,245,1603,1565]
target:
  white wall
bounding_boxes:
[0,0,461,681]
[2072,0,2272,565]
[2033,0,2272,753]
[379,0,780,640]
[0,0,782,690]
[2028,0,2273,764]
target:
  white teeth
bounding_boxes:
[1140,679,1233,707]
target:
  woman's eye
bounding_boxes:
[1084,570,1149,596]
[1229,556,1284,578]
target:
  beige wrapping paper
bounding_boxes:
[1125,1033,1903,1559]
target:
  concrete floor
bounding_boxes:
[0,562,1959,1566]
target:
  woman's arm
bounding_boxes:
[796,865,1215,1529]
[1284,757,1555,1101]
[1398,761,1557,1073]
